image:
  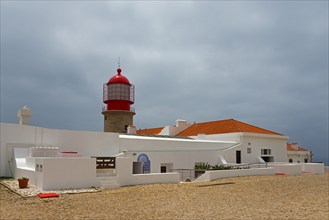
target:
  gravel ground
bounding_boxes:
[1,174,328,220]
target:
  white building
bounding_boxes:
[0,67,324,190]
[137,118,289,165]
[287,143,312,163]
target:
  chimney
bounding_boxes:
[291,143,298,150]
[127,125,136,134]
[17,106,32,125]
[176,119,188,128]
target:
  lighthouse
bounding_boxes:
[102,67,135,133]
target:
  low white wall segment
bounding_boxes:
[42,157,98,190]
[116,157,133,186]
[194,168,275,182]
[301,163,325,174]
[268,163,302,175]
[15,157,99,190]
[116,157,180,186]
[133,173,180,185]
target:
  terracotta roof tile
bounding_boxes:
[136,127,164,135]
[137,119,284,136]
[177,119,283,136]
[287,143,309,151]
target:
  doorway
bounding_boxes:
[160,163,173,173]
[236,150,241,164]
[161,166,167,173]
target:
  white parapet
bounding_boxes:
[16,157,99,190]
[301,163,325,174]
[194,168,275,182]
[268,163,302,175]
[31,147,59,157]
[115,156,180,186]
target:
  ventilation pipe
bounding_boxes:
[17,106,32,125]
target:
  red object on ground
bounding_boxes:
[275,173,286,176]
[38,193,59,198]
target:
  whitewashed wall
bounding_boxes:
[268,163,302,175]
[119,135,239,172]
[301,163,325,174]
[194,168,275,182]
[15,157,99,190]
[0,123,120,177]
[132,151,222,173]
[287,152,311,163]
[116,157,180,186]
[193,132,288,164]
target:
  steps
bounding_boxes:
[96,170,120,189]
[98,175,120,189]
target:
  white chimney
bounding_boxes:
[17,106,32,125]
[127,125,136,134]
[176,119,188,128]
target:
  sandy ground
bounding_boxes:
[1,174,328,220]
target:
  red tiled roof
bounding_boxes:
[287,143,308,151]
[136,119,283,136]
[136,127,164,135]
[177,119,283,136]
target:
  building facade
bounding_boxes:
[287,143,312,163]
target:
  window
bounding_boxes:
[304,158,308,163]
[247,148,251,154]
[107,84,131,101]
[161,166,167,173]
[261,149,271,155]
[289,159,293,163]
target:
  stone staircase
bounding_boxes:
[96,169,120,189]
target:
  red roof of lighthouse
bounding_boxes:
[107,68,131,85]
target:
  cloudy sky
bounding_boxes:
[1,1,328,163]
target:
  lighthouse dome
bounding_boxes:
[107,68,131,85]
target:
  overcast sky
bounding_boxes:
[1,1,328,163]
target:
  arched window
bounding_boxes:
[137,154,151,173]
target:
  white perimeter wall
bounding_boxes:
[119,135,236,172]
[0,123,120,177]
[132,151,222,173]
[116,157,180,186]
[15,157,99,190]
[194,168,275,182]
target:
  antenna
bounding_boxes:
[118,57,121,68]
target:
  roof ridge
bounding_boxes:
[137,126,164,130]
[233,119,283,135]
[230,119,243,132]
[192,118,233,126]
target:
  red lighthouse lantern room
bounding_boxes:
[102,68,135,133]
[103,68,135,111]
